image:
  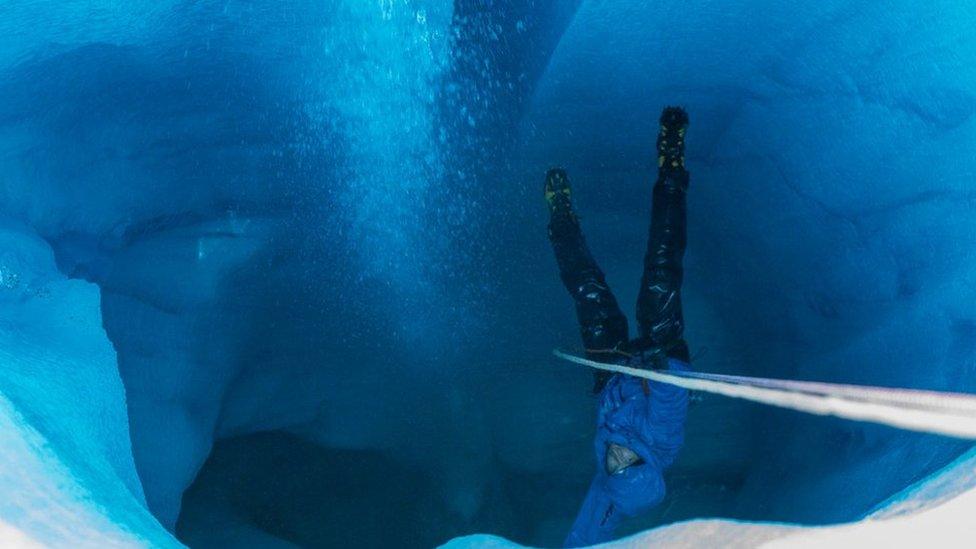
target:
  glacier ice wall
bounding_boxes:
[3,0,463,530]
[0,0,975,547]
[516,0,976,528]
[0,222,177,546]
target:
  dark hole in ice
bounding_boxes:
[175,431,596,548]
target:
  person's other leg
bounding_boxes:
[546,168,629,390]
[636,108,691,362]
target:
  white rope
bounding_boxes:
[553,350,976,440]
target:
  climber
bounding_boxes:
[545,106,693,547]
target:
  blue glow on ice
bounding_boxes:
[0,0,975,547]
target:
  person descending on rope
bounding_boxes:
[546,106,692,547]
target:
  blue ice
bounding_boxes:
[0,0,974,547]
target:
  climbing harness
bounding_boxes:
[554,350,976,439]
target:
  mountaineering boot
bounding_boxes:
[545,167,574,216]
[657,106,689,174]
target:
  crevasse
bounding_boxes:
[0,1,974,547]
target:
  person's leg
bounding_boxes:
[635,107,691,362]
[546,168,629,389]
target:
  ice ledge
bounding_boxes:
[0,220,178,547]
[443,447,976,548]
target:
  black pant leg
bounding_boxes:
[549,211,630,389]
[636,169,690,362]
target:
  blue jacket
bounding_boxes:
[564,358,690,547]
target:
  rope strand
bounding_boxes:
[553,350,976,440]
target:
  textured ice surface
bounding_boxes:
[3,0,459,529]
[516,0,976,529]
[0,222,176,546]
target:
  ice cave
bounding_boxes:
[1,1,976,547]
